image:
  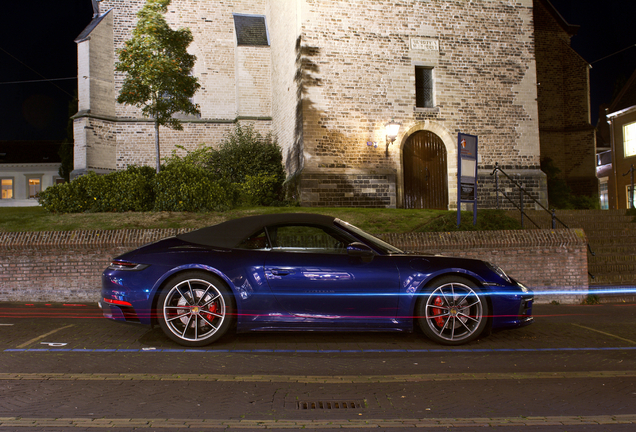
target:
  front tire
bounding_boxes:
[157,272,235,347]
[417,276,489,345]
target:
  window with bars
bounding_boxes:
[415,66,434,108]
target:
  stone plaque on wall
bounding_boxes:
[410,38,439,51]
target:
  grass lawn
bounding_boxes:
[0,206,521,234]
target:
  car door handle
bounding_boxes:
[268,268,295,276]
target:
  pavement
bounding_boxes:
[0,301,635,431]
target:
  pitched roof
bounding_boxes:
[608,68,636,115]
[0,141,63,164]
[75,9,113,43]
[537,0,580,36]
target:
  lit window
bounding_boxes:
[599,178,608,210]
[627,185,636,209]
[28,178,41,198]
[624,122,636,157]
[415,66,434,108]
[1,179,13,199]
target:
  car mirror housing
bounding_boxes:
[347,242,375,262]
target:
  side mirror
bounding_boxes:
[347,242,375,262]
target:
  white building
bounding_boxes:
[0,141,64,207]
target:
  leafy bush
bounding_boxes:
[91,166,156,212]
[154,164,232,212]
[209,124,286,201]
[38,172,94,213]
[240,174,282,206]
[38,167,156,213]
[541,158,599,209]
[39,123,289,213]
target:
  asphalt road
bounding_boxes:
[0,302,635,431]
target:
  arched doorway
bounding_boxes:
[403,130,448,209]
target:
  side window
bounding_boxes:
[236,228,270,250]
[268,224,353,254]
[415,66,434,108]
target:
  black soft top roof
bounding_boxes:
[176,213,338,248]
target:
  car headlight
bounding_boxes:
[486,262,511,284]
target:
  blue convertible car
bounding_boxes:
[101,213,533,346]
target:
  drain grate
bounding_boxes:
[297,400,363,410]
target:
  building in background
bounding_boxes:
[533,0,598,199]
[0,141,63,206]
[74,0,553,209]
[602,69,636,209]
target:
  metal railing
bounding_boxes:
[490,162,566,229]
[490,163,595,276]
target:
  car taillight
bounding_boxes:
[103,298,133,307]
[107,260,148,271]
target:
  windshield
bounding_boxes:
[335,219,404,255]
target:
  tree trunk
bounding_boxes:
[155,120,161,173]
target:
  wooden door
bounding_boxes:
[403,131,448,209]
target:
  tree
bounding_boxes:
[59,93,77,182]
[116,0,200,172]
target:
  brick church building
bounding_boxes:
[73,0,596,209]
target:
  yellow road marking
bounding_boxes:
[0,415,634,428]
[572,323,636,345]
[1,370,635,383]
[16,324,75,349]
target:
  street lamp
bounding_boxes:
[385,119,401,157]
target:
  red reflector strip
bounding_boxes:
[103,298,133,307]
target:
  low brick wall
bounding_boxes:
[0,229,189,303]
[381,229,589,304]
[0,228,588,304]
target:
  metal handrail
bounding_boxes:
[490,162,567,229]
[490,163,595,278]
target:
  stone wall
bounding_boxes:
[0,228,588,304]
[300,172,396,208]
[298,0,542,208]
[478,168,548,211]
[74,10,117,176]
[75,0,547,209]
[533,0,597,197]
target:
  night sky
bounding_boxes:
[0,0,634,141]
[549,0,636,123]
[0,0,93,141]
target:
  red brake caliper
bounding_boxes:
[432,296,445,328]
[203,302,218,322]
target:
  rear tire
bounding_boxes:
[417,276,489,345]
[157,271,235,347]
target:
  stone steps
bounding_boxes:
[507,209,636,296]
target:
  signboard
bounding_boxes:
[410,38,439,51]
[457,133,478,226]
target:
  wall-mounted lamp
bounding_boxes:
[385,119,401,157]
